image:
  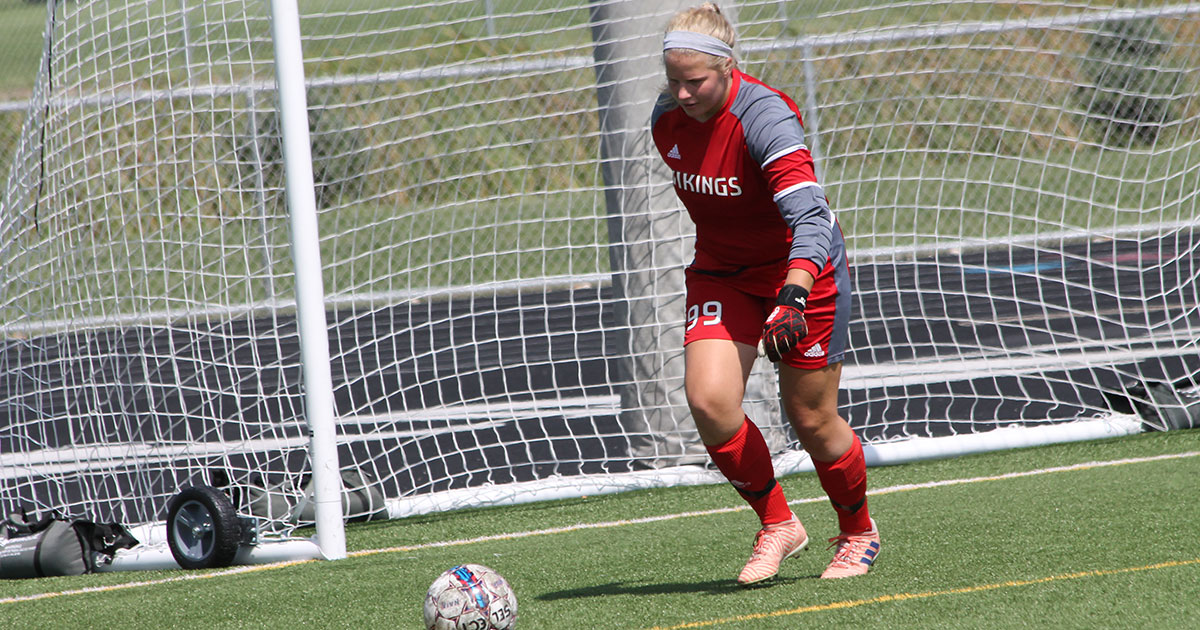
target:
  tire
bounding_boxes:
[166,485,241,570]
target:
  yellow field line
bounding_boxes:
[1,450,1195,606]
[646,558,1200,630]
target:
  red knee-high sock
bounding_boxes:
[705,416,792,526]
[812,434,872,534]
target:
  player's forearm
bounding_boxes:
[779,188,834,273]
[784,267,815,291]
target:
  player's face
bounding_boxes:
[664,51,731,123]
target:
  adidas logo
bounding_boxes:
[804,343,825,358]
[667,144,681,160]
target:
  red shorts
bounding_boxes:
[683,265,848,369]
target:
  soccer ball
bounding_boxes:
[423,563,518,630]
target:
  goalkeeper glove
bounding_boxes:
[759,284,809,362]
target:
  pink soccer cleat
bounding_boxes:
[820,518,881,579]
[737,513,809,586]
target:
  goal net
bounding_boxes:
[1,0,1197,565]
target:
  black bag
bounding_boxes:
[0,510,139,579]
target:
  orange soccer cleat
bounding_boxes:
[820,518,881,579]
[736,512,809,586]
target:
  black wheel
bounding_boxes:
[167,485,241,570]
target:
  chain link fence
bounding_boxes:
[1,102,27,178]
[1,0,45,187]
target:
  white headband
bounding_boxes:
[663,30,734,58]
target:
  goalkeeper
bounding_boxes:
[651,3,879,584]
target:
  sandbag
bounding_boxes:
[246,469,387,525]
[0,511,138,579]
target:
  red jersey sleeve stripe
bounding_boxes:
[763,149,819,198]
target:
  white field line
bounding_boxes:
[0,450,1194,605]
[357,450,1200,555]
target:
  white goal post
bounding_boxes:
[268,0,346,562]
[1,0,1197,570]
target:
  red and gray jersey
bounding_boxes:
[651,69,845,297]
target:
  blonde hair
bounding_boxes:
[664,3,737,72]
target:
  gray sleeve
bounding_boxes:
[737,90,833,269]
[777,185,833,270]
[738,92,809,169]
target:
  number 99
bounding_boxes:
[686,300,723,331]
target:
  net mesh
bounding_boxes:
[1,0,1197,538]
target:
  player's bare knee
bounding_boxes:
[686,392,737,425]
[787,409,839,440]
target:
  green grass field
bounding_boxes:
[1,428,1196,629]
[0,1,44,98]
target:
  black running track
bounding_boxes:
[1,232,1197,519]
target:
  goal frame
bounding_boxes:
[267,0,346,562]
